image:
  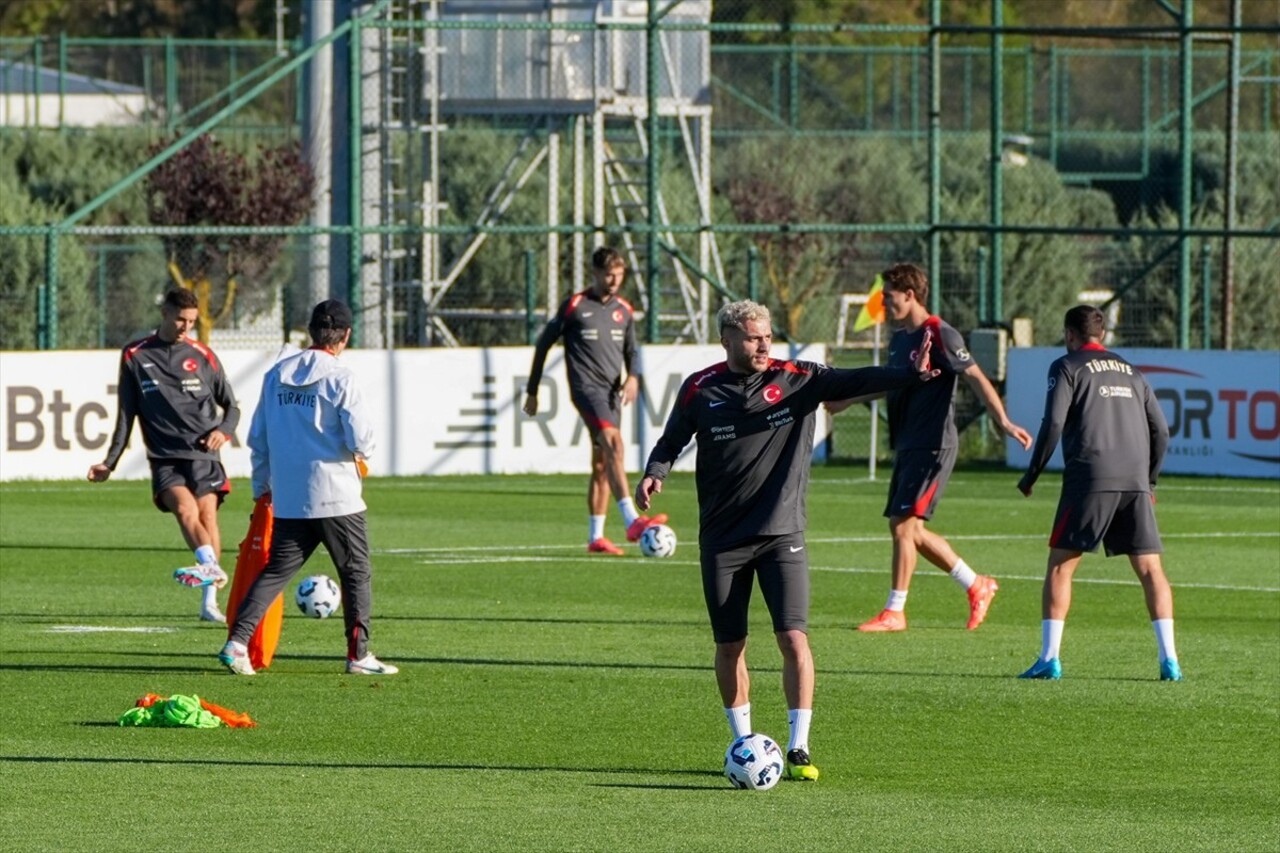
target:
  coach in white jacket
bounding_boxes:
[219,299,398,676]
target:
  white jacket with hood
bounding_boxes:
[248,348,374,518]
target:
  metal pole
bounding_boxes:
[525,250,538,345]
[331,0,354,318]
[348,9,362,345]
[989,0,1004,324]
[57,33,67,130]
[1049,45,1058,167]
[33,39,42,128]
[548,130,560,320]
[747,245,760,303]
[572,115,585,301]
[1200,241,1212,348]
[976,245,988,324]
[1222,0,1241,350]
[165,36,176,134]
[45,228,59,349]
[304,0,334,311]
[646,0,661,343]
[869,321,881,482]
[1177,0,1194,350]
[276,0,289,56]
[928,0,942,311]
[97,248,107,348]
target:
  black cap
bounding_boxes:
[309,299,354,330]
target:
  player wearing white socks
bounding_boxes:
[88,288,237,623]
[1018,305,1181,681]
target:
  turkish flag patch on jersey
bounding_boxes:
[182,358,199,372]
[762,384,783,404]
[612,309,624,323]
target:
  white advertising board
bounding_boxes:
[0,343,829,481]
[1005,347,1280,479]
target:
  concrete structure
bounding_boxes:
[0,61,151,127]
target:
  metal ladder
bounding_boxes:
[372,0,450,345]
[601,114,708,344]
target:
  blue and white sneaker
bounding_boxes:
[1160,659,1183,682]
[219,640,255,676]
[1018,658,1062,680]
[174,563,228,589]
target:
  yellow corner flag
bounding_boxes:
[853,275,885,332]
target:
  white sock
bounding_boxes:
[588,515,606,542]
[725,704,752,739]
[885,589,908,612]
[194,544,217,566]
[1041,619,1064,662]
[1152,618,1178,663]
[617,497,640,527]
[949,559,977,590]
[201,585,219,611]
[787,708,812,754]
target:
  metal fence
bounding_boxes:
[2,0,1277,356]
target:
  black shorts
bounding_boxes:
[883,447,956,520]
[570,387,621,437]
[701,532,810,644]
[1049,491,1163,557]
[150,458,230,512]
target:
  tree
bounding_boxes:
[719,136,923,340]
[144,133,314,343]
[0,174,94,350]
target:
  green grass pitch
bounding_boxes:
[1,468,1277,851]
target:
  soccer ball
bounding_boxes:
[295,574,342,619]
[724,733,785,791]
[638,523,677,558]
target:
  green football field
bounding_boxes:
[1,468,1277,851]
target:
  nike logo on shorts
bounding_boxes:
[709,400,727,408]
[210,480,224,488]
[789,545,805,553]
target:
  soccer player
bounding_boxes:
[219,299,397,676]
[524,246,665,554]
[636,299,937,782]
[88,288,239,623]
[1016,305,1181,681]
[832,263,1032,633]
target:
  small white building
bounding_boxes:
[0,60,151,127]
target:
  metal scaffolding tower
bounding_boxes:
[360,0,721,347]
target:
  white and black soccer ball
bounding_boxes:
[295,574,342,619]
[724,733,784,791]
[638,523,677,558]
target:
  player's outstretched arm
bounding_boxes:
[635,476,662,511]
[961,366,1032,450]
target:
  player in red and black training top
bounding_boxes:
[829,263,1032,634]
[1015,305,1181,681]
[637,299,937,783]
[87,288,240,622]
[524,246,665,554]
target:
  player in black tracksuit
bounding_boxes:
[1016,304,1181,681]
[638,299,936,782]
[524,246,665,554]
[88,289,240,622]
